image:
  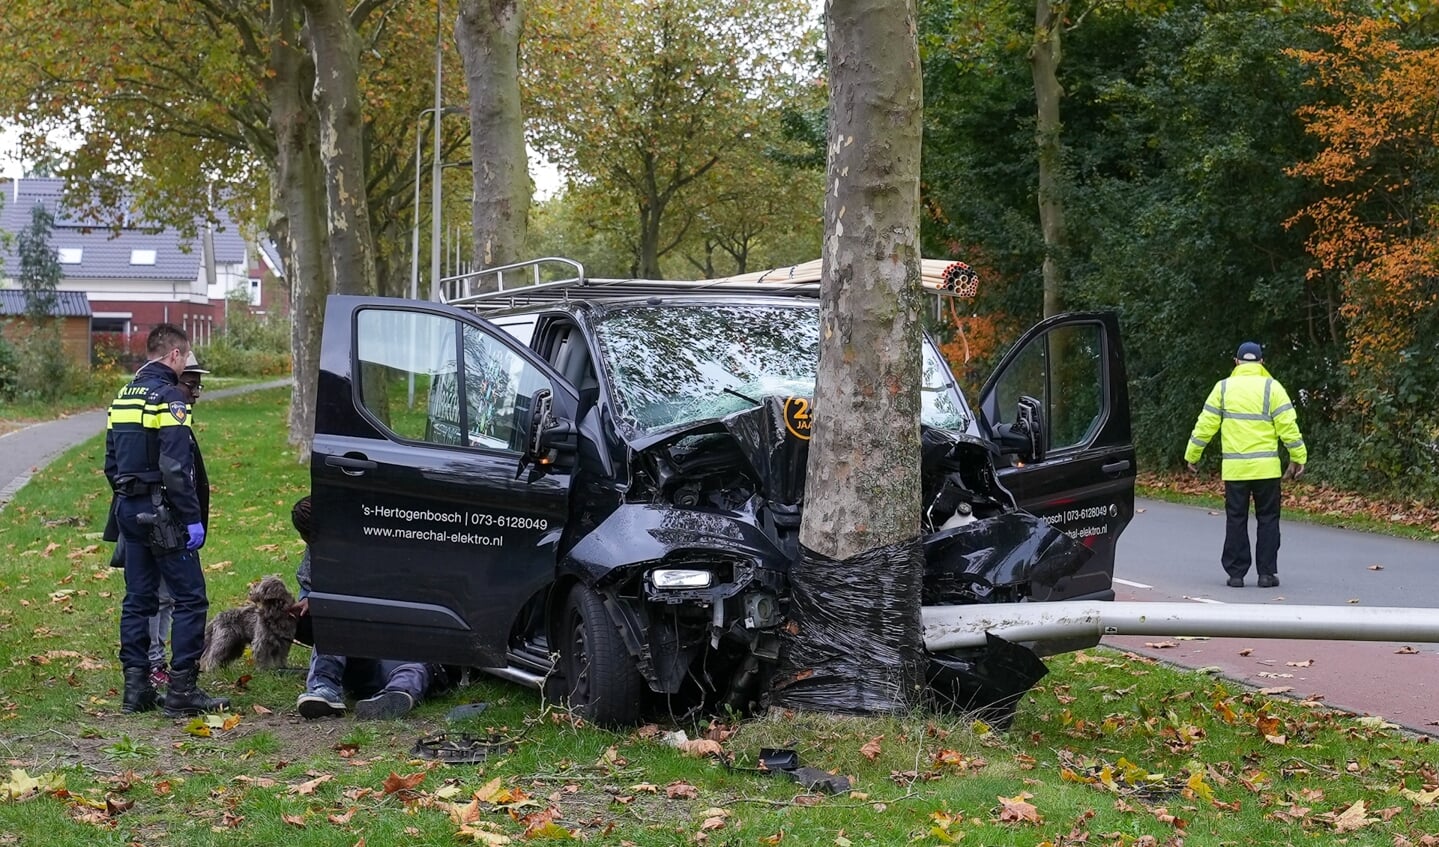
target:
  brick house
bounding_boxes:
[0,177,283,366]
[0,289,93,369]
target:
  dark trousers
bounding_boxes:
[1222,478,1282,578]
[116,496,209,672]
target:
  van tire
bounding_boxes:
[560,585,644,727]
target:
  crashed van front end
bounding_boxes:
[557,386,1091,719]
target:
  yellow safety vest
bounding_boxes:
[1184,363,1307,481]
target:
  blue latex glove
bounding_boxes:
[186,522,206,551]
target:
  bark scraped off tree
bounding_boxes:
[773,0,926,714]
[458,0,530,289]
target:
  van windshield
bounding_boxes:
[592,303,970,434]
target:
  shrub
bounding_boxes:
[0,330,18,400]
[13,324,76,402]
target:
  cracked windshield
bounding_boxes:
[594,304,969,433]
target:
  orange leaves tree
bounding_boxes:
[1285,7,1439,490]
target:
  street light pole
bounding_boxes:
[430,0,444,302]
[409,108,436,303]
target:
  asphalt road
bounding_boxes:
[0,379,291,511]
[1106,497,1439,734]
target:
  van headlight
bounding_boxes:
[649,568,713,589]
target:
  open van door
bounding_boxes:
[308,295,578,667]
[979,311,1135,605]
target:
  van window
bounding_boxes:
[355,308,549,451]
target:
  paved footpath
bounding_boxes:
[0,379,291,510]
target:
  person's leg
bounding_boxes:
[147,579,174,685]
[298,652,348,718]
[157,548,229,715]
[1253,477,1283,582]
[355,660,430,719]
[1221,480,1254,583]
[116,499,161,713]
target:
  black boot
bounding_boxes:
[163,667,231,716]
[122,667,159,714]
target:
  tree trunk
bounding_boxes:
[638,191,666,279]
[267,0,333,460]
[1032,0,1066,318]
[300,0,378,297]
[773,0,925,714]
[457,0,530,291]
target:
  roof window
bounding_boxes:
[58,248,83,264]
[130,249,157,265]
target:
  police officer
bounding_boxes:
[1185,342,1308,589]
[105,324,230,716]
[144,351,212,689]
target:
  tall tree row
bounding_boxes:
[0,0,466,455]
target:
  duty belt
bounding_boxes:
[113,478,159,497]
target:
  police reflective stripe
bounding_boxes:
[109,408,146,425]
[1190,436,1208,448]
[1285,439,1304,449]
[1222,450,1279,459]
[1219,380,1226,411]
[1203,403,1222,416]
[1271,402,1293,417]
[1263,378,1273,417]
[1222,411,1269,421]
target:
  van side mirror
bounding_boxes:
[520,389,577,477]
[994,394,1047,463]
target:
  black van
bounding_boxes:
[308,259,1135,725]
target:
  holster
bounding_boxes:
[139,487,188,556]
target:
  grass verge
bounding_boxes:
[2,388,1439,845]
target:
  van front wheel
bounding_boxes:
[560,585,644,727]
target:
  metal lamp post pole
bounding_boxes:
[409,108,438,303]
[430,0,444,302]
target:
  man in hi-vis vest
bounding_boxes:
[1185,342,1307,589]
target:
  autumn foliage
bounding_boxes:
[1285,8,1439,399]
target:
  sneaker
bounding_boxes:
[148,665,171,689]
[1257,574,1280,588]
[355,689,414,720]
[297,686,346,719]
[1226,576,1244,588]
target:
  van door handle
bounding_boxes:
[1101,459,1132,475]
[326,455,377,476]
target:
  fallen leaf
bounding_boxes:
[859,736,883,761]
[1396,646,1420,654]
[677,739,723,758]
[289,774,333,795]
[665,781,698,800]
[1285,659,1314,668]
[997,792,1042,824]
[1331,799,1375,832]
[282,813,306,828]
[1367,564,1384,570]
[1144,641,1177,649]
[381,772,426,795]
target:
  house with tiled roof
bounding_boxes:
[0,177,281,365]
[0,289,93,368]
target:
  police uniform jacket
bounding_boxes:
[1184,362,1308,481]
[104,360,203,526]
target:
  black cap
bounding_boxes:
[1236,341,1263,362]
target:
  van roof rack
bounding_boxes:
[440,257,971,314]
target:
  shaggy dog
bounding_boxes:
[198,575,298,672]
